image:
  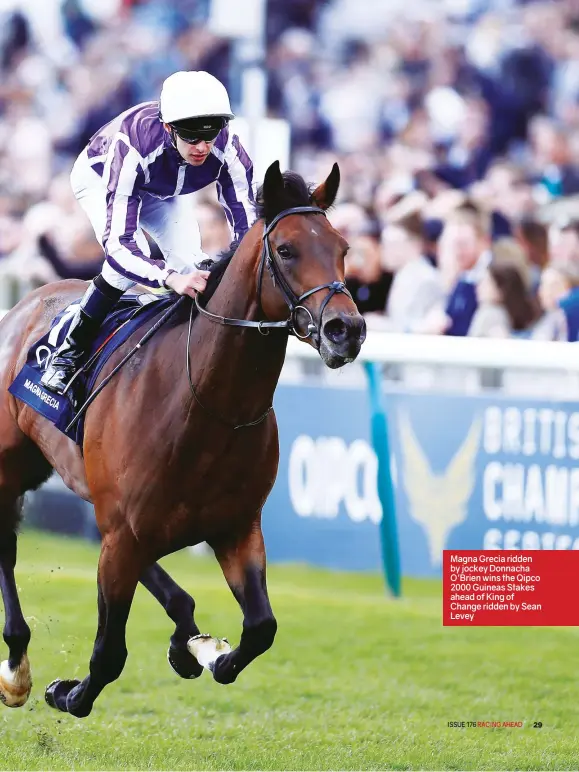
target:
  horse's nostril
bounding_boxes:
[323,318,348,344]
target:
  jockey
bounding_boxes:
[41,70,255,394]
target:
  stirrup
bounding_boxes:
[40,365,76,395]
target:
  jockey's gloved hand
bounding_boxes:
[164,268,210,298]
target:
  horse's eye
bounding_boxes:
[277,244,293,260]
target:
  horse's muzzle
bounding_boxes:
[320,312,367,368]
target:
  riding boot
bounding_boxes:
[41,275,124,394]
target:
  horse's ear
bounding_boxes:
[262,160,284,203]
[311,163,340,210]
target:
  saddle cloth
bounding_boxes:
[8,292,176,447]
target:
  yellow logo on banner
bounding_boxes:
[398,411,481,565]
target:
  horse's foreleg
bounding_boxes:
[140,563,203,679]
[210,522,277,685]
[0,520,32,707]
[45,529,143,718]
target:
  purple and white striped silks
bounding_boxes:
[84,102,255,288]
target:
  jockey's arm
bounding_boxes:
[102,140,174,290]
[216,132,256,242]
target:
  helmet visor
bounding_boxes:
[170,116,227,144]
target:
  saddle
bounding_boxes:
[9,292,177,447]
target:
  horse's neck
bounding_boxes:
[184,229,288,424]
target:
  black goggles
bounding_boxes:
[170,118,227,145]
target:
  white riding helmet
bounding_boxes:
[159,71,235,124]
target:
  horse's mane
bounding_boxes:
[199,171,314,304]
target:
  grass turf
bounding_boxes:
[0,529,577,770]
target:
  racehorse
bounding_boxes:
[0,161,366,718]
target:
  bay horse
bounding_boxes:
[0,161,365,718]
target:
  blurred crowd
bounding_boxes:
[3,0,579,341]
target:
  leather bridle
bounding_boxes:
[194,205,352,346]
[188,205,352,429]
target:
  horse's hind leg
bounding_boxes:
[0,431,49,708]
[140,563,203,679]
[45,528,144,718]
[209,521,277,685]
[0,413,54,707]
[0,501,32,707]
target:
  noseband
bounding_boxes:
[195,206,352,345]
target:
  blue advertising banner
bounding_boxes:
[262,384,579,577]
[263,384,382,573]
[28,377,579,579]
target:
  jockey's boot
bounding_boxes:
[41,275,124,395]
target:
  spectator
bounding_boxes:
[475,161,538,226]
[16,173,100,272]
[380,212,444,332]
[1,99,52,201]
[528,116,579,197]
[434,97,494,189]
[329,202,392,315]
[344,226,392,316]
[515,217,549,287]
[438,203,492,336]
[318,42,386,153]
[549,218,579,268]
[468,261,539,338]
[267,29,325,148]
[532,263,577,341]
[556,264,579,342]
[4,0,579,353]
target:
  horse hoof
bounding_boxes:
[0,656,32,708]
[65,682,93,719]
[211,653,238,685]
[186,634,231,672]
[167,645,204,679]
[45,679,81,712]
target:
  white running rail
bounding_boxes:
[2,307,578,373]
[286,332,579,371]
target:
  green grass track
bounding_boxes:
[0,530,577,770]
